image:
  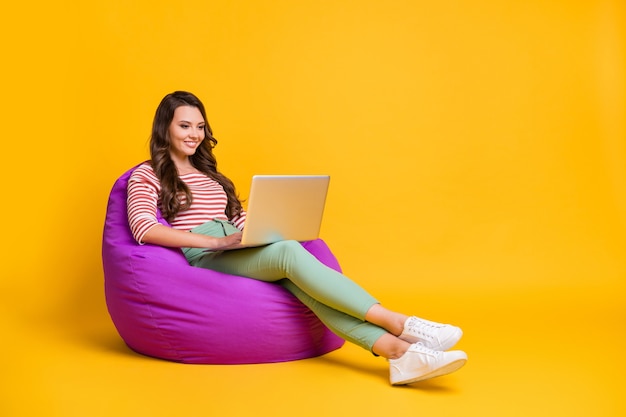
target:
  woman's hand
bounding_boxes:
[212,232,243,250]
[142,224,244,250]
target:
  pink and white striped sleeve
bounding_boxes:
[127,165,161,244]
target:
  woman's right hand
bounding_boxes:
[212,232,243,250]
[141,224,243,250]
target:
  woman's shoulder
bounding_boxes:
[130,162,156,177]
[129,162,160,185]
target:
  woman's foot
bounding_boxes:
[389,342,467,385]
[399,316,463,351]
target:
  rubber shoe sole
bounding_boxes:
[389,343,468,385]
[391,357,467,385]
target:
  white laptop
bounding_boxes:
[240,175,330,247]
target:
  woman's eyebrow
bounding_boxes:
[178,119,205,125]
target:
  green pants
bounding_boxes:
[183,219,387,352]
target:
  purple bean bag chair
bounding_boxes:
[102,166,345,364]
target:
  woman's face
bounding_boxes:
[168,105,206,161]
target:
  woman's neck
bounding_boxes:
[176,164,201,175]
[171,155,199,175]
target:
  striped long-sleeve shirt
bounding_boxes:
[127,163,246,243]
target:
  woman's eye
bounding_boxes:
[180,124,189,129]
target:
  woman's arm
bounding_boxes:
[127,164,244,250]
[127,165,242,250]
[142,223,242,250]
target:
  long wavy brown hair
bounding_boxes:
[150,91,242,223]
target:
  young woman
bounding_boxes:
[127,91,468,385]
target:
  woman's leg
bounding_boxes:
[183,223,468,384]
[184,222,463,355]
[279,280,468,385]
[278,279,388,353]
[283,280,414,359]
[365,304,408,337]
[192,240,379,320]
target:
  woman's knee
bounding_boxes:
[267,240,312,263]
[270,239,305,252]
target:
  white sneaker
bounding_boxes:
[399,316,463,351]
[389,343,467,385]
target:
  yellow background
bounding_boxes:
[1,0,624,416]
